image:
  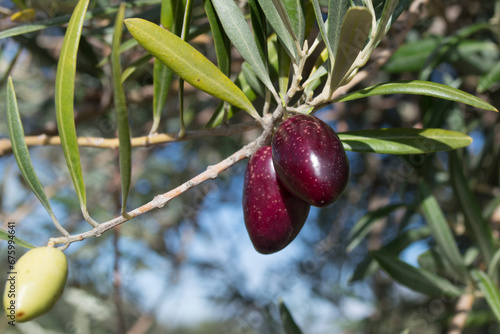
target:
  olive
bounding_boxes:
[272,114,349,207]
[3,247,68,322]
[243,146,310,254]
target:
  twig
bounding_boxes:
[48,112,278,247]
[309,0,429,109]
[447,293,475,334]
[0,120,261,157]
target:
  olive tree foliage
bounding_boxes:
[0,0,499,332]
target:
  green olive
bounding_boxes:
[3,247,68,323]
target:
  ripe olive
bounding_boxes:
[3,247,68,322]
[243,146,310,254]
[272,114,349,207]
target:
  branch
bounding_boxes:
[48,113,278,247]
[447,292,475,334]
[0,119,261,157]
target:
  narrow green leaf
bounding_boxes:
[304,59,329,94]
[488,248,500,281]
[311,0,334,59]
[330,7,372,90]
[249,0,269,67]
[478,62,500,93]
[54,0,98,226]
[237,71,258,101]
[6,77,68,237]
[277,40,291,97]
[0,228,37,250]
[0,46,22,88]
[390,0,413,28]
[346,204,406,253]
[303,0,315,39]
[419,180,469,282]
[372,250,462,297]
[178,0,195,138]
[205,101,235,128]
[151,0,180,134]
[334,80,498,112]
[373,0,398,43]
[111,4,132,218]
[350,226,431,283]
[211,0,277,97]
[279,299,303,334]
[257,0,298,61]
[283,0,305,46]
[205,0,231,76]
[125,18,261,121]
[327,0,350,56]
[242,62,266,98]
[338,128,472,155]
[472,270,500,323]
[449,151,494,264]
[160,0,177,29]
[418,248,458,280]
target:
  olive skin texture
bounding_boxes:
[272,114,349,207]
[243,146,310,254]
[3,247,68,323]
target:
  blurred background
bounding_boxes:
[0,0,500,333]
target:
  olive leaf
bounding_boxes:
[472,270,500,323]
[338,128,472,154]
[204,0,231,76]
[6,77,69,237]
[419,180,470,282]
[311,0,333,58]
[111,4,132,218]
[257,0,298,61]
[151,0,181,134]
[125,18,261,121]
[54,0,98,227]
[350,226,431,283]
[211,0,277,97]
[327,0,350,56]
[279,299,304,334]
[0,228,36,250]
[335,80,498,111]
[449,151,494,263]
[283,0,305,46]
[372,250,462,297]
[330,7,372,90]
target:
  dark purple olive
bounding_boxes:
[272,114,349,207]
[243,146,310,254]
